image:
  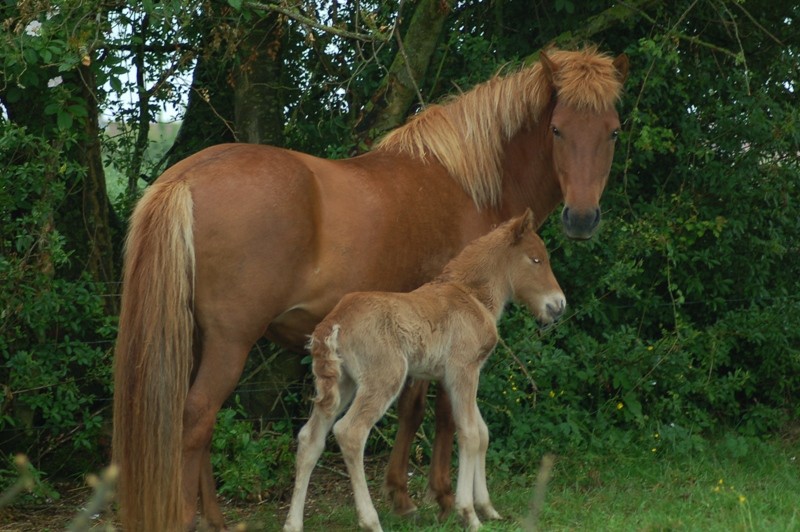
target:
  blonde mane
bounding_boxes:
[376,47,625,208]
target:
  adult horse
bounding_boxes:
[113,47,628,531]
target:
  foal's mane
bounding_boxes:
[376,47,625,208]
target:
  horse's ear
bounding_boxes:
[539,51,558,87]
[613,53,629,84]
[512,208,535,244]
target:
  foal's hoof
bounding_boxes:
[479,505,502,521]
[458,509,482,532]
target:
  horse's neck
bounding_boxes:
[499,124,562,225]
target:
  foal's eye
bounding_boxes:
[551,126,561,138]
[530,257,541,265]
[611,129,620,140]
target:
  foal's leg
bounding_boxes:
[384,378,428,516]
[473,411,501,521]
[429,384,456,519]
[447,373,483,531]
[335,361,408,532]
[284,377,357,532]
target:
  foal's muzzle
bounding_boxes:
[546,296,566,321]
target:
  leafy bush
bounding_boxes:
[0,126,116,481]
[210,396,295,501]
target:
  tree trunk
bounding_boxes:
[161,51,238,171]
[234,13,287,146]
[74,64,120,303]
[356,0,452,141]
[3,63,118,296]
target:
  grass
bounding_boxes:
[2,434,797,530]
[229,435,799,531]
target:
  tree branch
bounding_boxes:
[245,1,389,42]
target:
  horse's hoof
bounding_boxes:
[387,490,418,517]
[434,492,455,522]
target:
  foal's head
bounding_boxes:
[540,49,629,240]
[503,209,566,324]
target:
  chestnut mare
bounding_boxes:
[112,47,628,531]
[284,210,565,532]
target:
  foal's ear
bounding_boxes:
[512,208,536,244]
[613,53,629,84]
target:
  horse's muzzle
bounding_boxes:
[561,206,601,240]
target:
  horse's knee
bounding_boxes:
[183,393,217,450]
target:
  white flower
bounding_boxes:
[24,20,42,36]
[47,76,63,88]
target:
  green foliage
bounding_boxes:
[210,396,295,501]
[0,453,60,505]
[0,126,115,471]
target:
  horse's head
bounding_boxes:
[507,209,566,324]
[540,50,629,240]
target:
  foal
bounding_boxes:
[283,209,565,532]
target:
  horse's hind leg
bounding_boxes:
[198,444,224,529]
[429,384,456,520]
[182,336,251,530]
[384,378,429,516]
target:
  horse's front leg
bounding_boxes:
[429,383,456,520]
[384,378,429,516]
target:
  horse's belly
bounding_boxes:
[265,306,323,348]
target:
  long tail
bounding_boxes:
[310,324,343,417]
[112,180,195,531]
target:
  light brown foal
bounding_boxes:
[284,210,565,531]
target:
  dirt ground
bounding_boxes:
[0,456,394,531]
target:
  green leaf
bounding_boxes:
[57,110,73,130]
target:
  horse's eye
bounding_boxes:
[551,126,561,138]
[531,257,541,264]
[611,129,620,140]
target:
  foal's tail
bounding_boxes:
[113,180,195,532]
[310,324,343,416]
